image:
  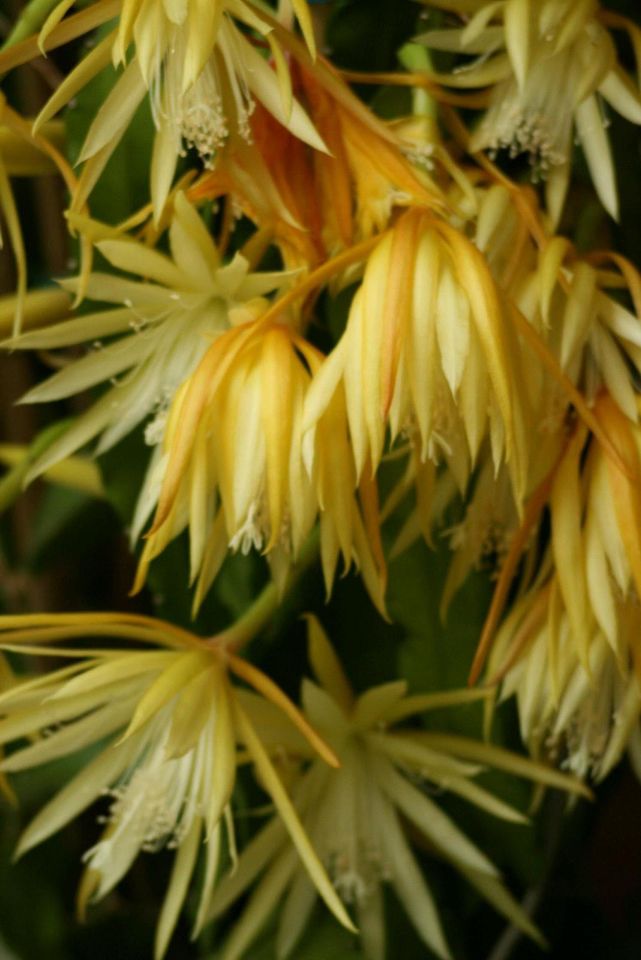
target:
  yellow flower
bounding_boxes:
[136,317,386,613]
[0,611,352,959]
[471,393,641,779]
[31,0,325,216]
[524,397,641,676]
[6,193,285,489]
[299,69,440,248]
[490,584,641,782]
[304,208,530,500]
[418,0,641,221]
[205,615,586,960]
[530,242,641,424]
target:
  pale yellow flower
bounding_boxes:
[543,399,641,669]
[418,0,641,221]
[303,208,530,501]
[0,611,352,958]
[31,0,325,216]
[527,242,641,424]
[470,393,641,779]
[136,317,386,613]
[205,615,586,960]
[489,576,641,782]
[6,193,285,491]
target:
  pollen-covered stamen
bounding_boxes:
[100,761,189,852]
[179,95,229,167]
[228,498,293,556]
[328,838,391,904]
[558,664,620,780]
[402,143,435,173]
[475,49,583,177]
[155,25,255,171]
[90,732,201,861]
[159,40,229,167]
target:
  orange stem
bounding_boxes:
[338,69,491,109]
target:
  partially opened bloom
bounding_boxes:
[7,193,285,483]
[30,0,325,215]
[539,397,641,669]
[419,0,641,221]
[304,208,530,501]
[470,393,641,778]
[205,615,586,960]
[136,317,386,612]
[0,611,352,958]
[489,580,641,782]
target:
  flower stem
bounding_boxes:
[2,0,64,50]
[213,528,320,653]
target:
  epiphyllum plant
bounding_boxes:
[6,193,288,480]
[0,611,352,959]
[2,0,641,957]
[207,616,587,960]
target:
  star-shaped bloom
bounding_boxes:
[7,193,286,494]
[135,316,387,613]
[0,611,352,958]
[205,615,587,960]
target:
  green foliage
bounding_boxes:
[2,1,641,959]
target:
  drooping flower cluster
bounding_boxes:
[1,0,641,956]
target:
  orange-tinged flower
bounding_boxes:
[304,208,530,500]
[135,319,386,613]
[192,61,443,272]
